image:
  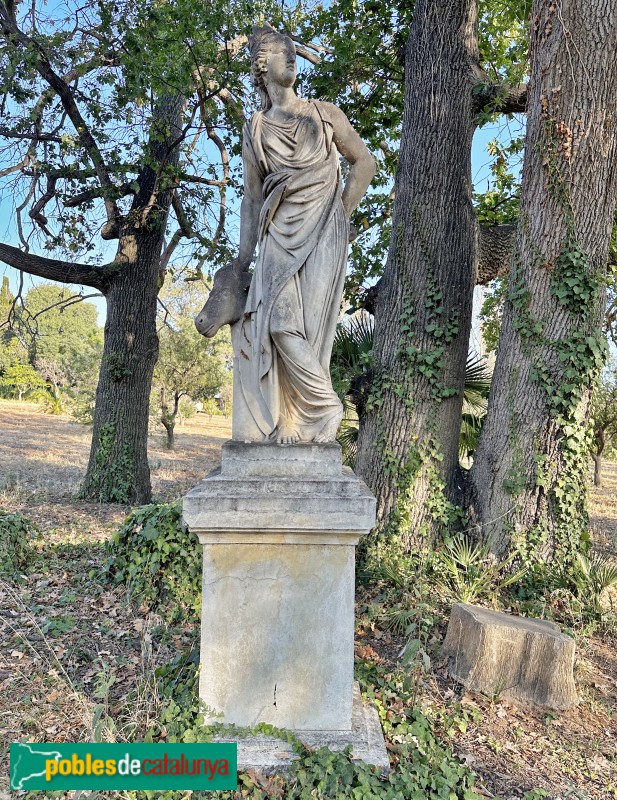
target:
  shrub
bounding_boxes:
[104,502,201,623]
[435,535,526,604]
[0,510,39,575]
[554,551,617,620]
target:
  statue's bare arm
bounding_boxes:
[235,144,264,271]
[323,102,376,218]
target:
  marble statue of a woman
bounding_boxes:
[200,25,375,445]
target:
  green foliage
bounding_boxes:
[0,283,103,413]
[459,353,492,459]
[473,136,523,224]
[436,535,526,604]
[199,397,225,416]
[104,502,201,623]
[331,313,374,403]
[28,386,65,415]
[477,0,529,86]
[298,2,410,298]
[330,313,492,467]
[155,318,231,402]
[0,510,39,575]
[479,277,506,354]
[19,284,103,368]
[153,280,233,438]
[104,352,132,382]
[591,365,617,460]
[127,654,482,800]
[0,363,46,399]
[555,551,617,620]
[330,313,373,467]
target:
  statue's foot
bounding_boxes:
[313,408,344,443]
[277,426,300,445]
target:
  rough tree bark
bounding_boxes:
[79,94,186,503]
[362,223,517,315]
[355,0,479,544]
[470,0,617,560]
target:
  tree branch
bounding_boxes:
[28,174,57,232]
[0,3,121,230]
[171,192,211,249]
[293,45,321,66]
[0,241,118,291]
[63,181,136,207]
[0,127,63,142]
[473,82,528,116]
[177,172,227,187]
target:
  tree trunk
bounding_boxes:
[593,427,605,487]
[160,388,178,451]
[80,93,185,504]
[470,0,617,561]
[356,0,478,546]
[80,233,161,503]
[593,453,602,488]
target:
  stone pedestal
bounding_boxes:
[182,442,388,769]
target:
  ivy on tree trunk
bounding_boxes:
[470,0,617,562]
[356,0,479,547]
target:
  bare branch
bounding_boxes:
[0,154,32,178]
[27,291,103,323]
[28,174,57,232]
[178,172,226,187]
[288,35,333,56]
[16,175,37,249]
[160,228,184,274]
[0,128,63,142]
[216,87,245,122]
[0,241,119,291]
[171,191,211,248]
[0,4,122,229]
[293,45,321,66]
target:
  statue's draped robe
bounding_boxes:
[236,100,347,441]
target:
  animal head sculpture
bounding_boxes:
[194,263,252,338]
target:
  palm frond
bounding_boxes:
[464,352,492,398]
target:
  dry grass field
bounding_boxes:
[0,399,615,799]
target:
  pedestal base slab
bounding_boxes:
[212,684,389,775]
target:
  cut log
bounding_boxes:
[442,602,578,710]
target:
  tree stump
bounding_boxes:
[442,603,578,710]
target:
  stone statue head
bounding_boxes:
[248,23,296,110]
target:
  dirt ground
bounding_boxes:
[0,400,615,799]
